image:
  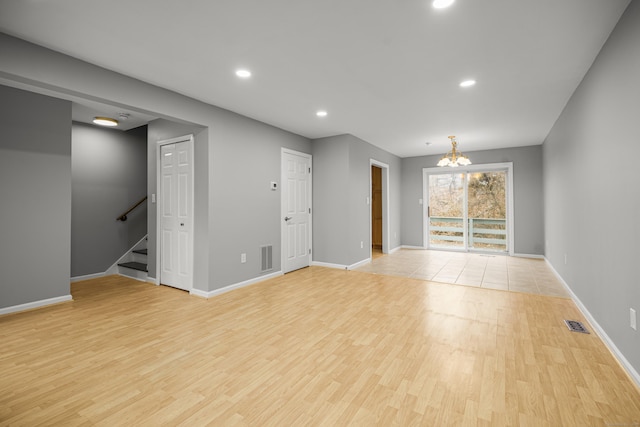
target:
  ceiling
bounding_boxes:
[0,0,631,157]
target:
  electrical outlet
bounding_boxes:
[241,253,246,263]
[360,241,363,249]
[631,308,637,331]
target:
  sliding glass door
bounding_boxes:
[424,164,512,254]
[427,173,466,249]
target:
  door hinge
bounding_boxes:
[309,249,311,254]
[309,208,311,214]
[308,167,311,173]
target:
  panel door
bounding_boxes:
[282,151,311,273]
[160,141,192,290]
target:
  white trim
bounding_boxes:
[389,246,402,254]
[513,253,545,259]
[71,272,106,282]
[423,162,514,256]
[147,277,160,285]
[348,258,370,270]
[281,148,313,274]
[545,258,640,389]
[312,261,349,270]
[401,245,427,250]
[0,295,73,316]
[370,159,391,257]
[190,271,283,299]
[311,259,370,270]
[156,135,195,292]
[117,272,148,282]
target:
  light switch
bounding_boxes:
[151,193,156,203]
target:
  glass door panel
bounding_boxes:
[428,173,465,249]
[467,171,507,252]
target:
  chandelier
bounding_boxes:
[437,135,472,167]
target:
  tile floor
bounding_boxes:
[356,248,570,298]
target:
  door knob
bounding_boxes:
[284,216,292,221]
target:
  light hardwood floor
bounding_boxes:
[1,268,639,425]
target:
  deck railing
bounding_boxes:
[428,216,506,250]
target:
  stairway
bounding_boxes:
[117,239,148,281]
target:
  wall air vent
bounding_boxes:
[261,245,273,272]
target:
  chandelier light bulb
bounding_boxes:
[437,135,472,167]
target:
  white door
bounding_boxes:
[282,149,312,273]
[160,139,193,290]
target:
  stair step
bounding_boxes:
[118,261,148,272]
[132,248,148,255]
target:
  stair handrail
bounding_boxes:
[116,196,148,221]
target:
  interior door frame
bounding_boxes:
[155,134,195,291]
[422,162,514,255]
[280,148,313,273]
[370,159,390,256]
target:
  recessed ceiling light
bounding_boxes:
[316,110,328,117]
[432,0,455,9]
[460,79,476,88]
[235,69,251,78]
[93,116,118,127]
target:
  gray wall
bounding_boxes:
[0,34,311,294]
[0,85,72,309]
[312,134,402,266]
[71,123,147,277]
[401,145,544,255]
[208,112,310,290]
[311,136,350,264]
[543,0,640,373]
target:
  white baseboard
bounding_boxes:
[0,295,73,316]
[389,246,402,254]
[348,258,370,270]
[71,272,106,282]
[513,253,544,259]
[544,257,640,389]
[401,245,426,250]
[147,276,159,285]
[312,261,349,270]
[191,271,283,299]
[311,259,371,270]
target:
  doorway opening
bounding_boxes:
[370,159,390,258]
[371,165,383,255]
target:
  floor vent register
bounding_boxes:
[564,319,590,334]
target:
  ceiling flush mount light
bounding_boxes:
[437,135,472,167]
[460,79,476,88]
[432,0,455,9]
[93,116,118,127]
[316,110,328,117]
[235,69,251,78]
